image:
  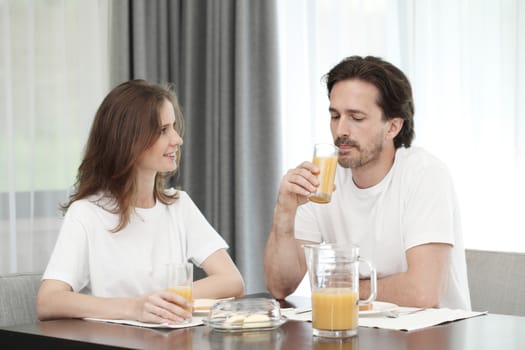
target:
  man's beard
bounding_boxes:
[335,133,384,169]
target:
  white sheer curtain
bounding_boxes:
[0,0,110,274]
[277,0,525,253]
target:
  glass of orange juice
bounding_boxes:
[166,262,193,323]
[309,143,339,204]
[304,243,377,338]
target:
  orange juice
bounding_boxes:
[310,155,338,203]
[312,288,358,330]
[166,286,193,313]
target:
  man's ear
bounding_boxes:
[386,117,404,140]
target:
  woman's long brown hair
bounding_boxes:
[61,80,185,232]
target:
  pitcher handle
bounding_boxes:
[358,257,377,305]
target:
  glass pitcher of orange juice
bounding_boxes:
[304,243,377,338]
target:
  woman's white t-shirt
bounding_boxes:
[43,191,228,297]
[295,147,471,310]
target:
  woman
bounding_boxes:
[36,80,244,324]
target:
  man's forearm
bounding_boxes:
[359,244,449,308]
[263,205,305,299]
[264,233,305,299]
[359,273,442,308]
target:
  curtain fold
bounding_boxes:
[110,0,281,293]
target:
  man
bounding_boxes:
[264,56,471,310]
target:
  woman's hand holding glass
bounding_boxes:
[133,290,192,324]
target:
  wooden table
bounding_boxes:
[1,312,524,349]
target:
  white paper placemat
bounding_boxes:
[282,307,487,331]
[281,309,312,322]
[358,308,487,331]
[84,316,204,329]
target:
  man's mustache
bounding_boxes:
[335,137,359,149]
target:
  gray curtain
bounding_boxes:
[109,0,281,294]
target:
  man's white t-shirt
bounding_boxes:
[295,146,471,310]
[43,191,228,297]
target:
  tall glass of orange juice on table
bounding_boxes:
[304,243,377,338]
[309,143,339,204]
[166,262,193,323]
